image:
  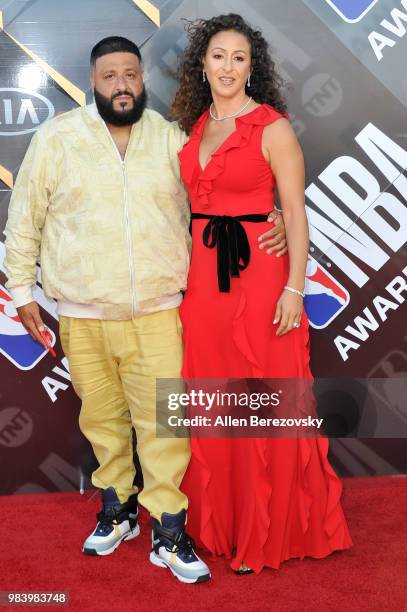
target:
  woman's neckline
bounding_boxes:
[198,103,265,172]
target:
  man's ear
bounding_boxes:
[90,67,95,89]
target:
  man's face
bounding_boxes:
[91,51,146,125]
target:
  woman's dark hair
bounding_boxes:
[170,13,287,134]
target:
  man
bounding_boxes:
[4,37,287,583]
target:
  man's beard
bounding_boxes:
[93,85,147,126]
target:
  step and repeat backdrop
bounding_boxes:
[0,0,406,495]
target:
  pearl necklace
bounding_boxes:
[209,96,253,121]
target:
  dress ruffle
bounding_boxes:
[178,105,289,210]
[232,290,264,378]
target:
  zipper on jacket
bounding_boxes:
[121,159,137,317]
[101,121,137,317]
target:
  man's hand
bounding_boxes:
[258,210,288,257]
[17,301,48,348]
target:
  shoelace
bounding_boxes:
[169,530,196,559]
[96,508,121,533]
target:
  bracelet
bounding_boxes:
[284,285,305,298]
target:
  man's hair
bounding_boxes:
[90,36,141,66]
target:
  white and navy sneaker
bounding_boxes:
[83,487,140,556]
[149,509,211,583]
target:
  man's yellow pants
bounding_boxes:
[59,307,190,520]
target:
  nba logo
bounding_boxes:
[0,285,55,370]
[324,0,379,22]
[304,256,350,329]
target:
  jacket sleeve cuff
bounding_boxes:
[9,285,35,308]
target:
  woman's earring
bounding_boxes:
[247,73,251,88]
[202,70,206,83]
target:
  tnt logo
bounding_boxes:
[0,285,55,370]
[304,256,350,329]
[0,407,33,447]
[324,0,379,22]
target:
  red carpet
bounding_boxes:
[1,476,406,611]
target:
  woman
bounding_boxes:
[171,14,353,574]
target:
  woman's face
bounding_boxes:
[202,29,251,99]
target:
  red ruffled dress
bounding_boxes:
[178,104,353,573]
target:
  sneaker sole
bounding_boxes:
[83,523,140,556]
[149,551,211,584]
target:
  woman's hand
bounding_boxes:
[273,290,303,336]
[258,210,288,256]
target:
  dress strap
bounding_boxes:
[191,213,270,292]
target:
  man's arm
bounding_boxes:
[4,128,55,347]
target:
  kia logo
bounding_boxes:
[0,88,54,136]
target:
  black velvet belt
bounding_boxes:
[191,212,270,292]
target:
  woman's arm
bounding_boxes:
[262,119,308,335]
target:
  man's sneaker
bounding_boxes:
[149,509,211,583]
[83,487,140,556]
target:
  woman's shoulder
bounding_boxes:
[262,105,302,160]
[239,103,289,126]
